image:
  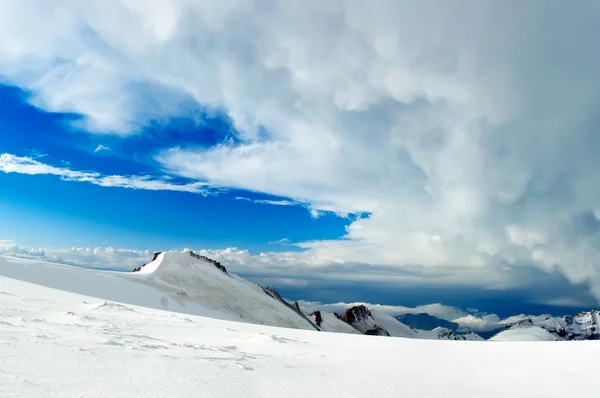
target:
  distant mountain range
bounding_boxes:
[133,251,483,340]
[493,311,600,341]
[134,251,600,342]
[395,313,459,331]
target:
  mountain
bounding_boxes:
[420,327,484,341]
[326,304,485,340]
[395,313,459,331]
[492,311,600,341]
[491,326,560,341]
[131,251,318,330]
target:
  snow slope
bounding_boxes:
[0,253,315,330]
[491,326,560,341]
[3,275,600,397]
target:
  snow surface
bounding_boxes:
[491,326,560,342]
[3,275,600,397]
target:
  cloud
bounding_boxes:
[0,240,151,270]
[2,1,600,300]
[94,144,110,153]
[0,153,212,194]
[235,196,298,206]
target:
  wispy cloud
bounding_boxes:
[235,196,298,206]
[94,144,110,153]
[0,153,211,195]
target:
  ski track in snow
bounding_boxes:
[1,256,599,397]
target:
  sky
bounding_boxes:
[1,0,600,328]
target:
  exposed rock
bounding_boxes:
[502,318,535,330]
[340,305,392,336]
[312,311,323,327]
[365,326,390,336]
[341,305,372,325]
[187,251,228,274]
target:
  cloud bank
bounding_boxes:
[2,1,600,299]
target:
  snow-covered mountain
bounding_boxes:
[132,251,319,330]
[420,327,484,341]
[493,311,600,341]
[328,304,484,340]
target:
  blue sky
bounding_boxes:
[2,1,600,330]
[0,85,351,251]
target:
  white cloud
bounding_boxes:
[1,1,600,299]
[0,153,212,194]
[94,144,110,153]
[0,240,151,270]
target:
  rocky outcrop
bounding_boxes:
[340,305,391,336]
[341,305,372,325]
[365,326,390,336]
[187,251,227,273]
[312,311,323,327]
[262,286,320,331]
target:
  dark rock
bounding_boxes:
[341,305,372,325]
[187,250,228,274]
[312,311,323,327]
[365,326,390,336]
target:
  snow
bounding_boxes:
[0,253,315,330]
[491,326,560,341]
[3,275,600,397]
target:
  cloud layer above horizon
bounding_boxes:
[2,1,600,300]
